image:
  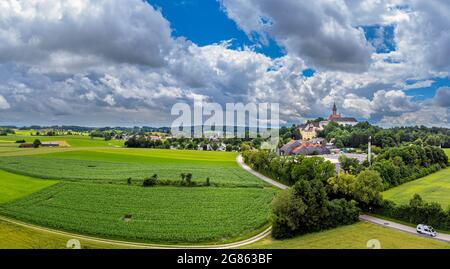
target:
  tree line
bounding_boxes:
[242,145,448,239]
[318,121,450,149]
[125,135,262,151]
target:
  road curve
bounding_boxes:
[0,215,272,249]
[236,155,288,190]
[236,155,450,244]
[360,215,450,243]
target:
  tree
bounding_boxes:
[326,173,356,199]
[372,159,401,187]
[33,139,41,148]
[409,193,424,208]
[240,143,251,152]
[290,157,336,184]
[339,155,363,175]
[271,179,329,238]
[211,143,218,151]
[353,170,384,208]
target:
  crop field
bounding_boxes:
[0,139,276,244]
[0,170,57,204]
[0,149,265,187]
[0,182,275,243]
[245,221,450,249]
[0,135,124,147]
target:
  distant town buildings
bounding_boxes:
[280,138,329,156]
[298,101,358,141]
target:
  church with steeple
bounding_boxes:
[298,101,358,141]
[326,101,358,126]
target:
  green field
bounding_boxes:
[382,167,450,208]
[382,148,450,208]
[0,220,121,249]
[0,135,124,147]
[0,149,264,187]
[0,182,275,243]
[445,148,450,158]
[0,170,57,204]
[0,139,275,244]
[246,221,450,249]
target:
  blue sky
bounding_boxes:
[147,0,284,58]
[0,0,449,127]
[147,0,449,107]
[405,77,450,101]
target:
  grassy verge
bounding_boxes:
[244,221,450,249]
[0,219,123,249]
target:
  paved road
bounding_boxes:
[236,155,450,244]
[360,215,450,243]
[236,155,288,190]
[0,215,272,249]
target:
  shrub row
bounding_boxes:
[375,195,450,231]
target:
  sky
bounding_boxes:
[0,0,449,127]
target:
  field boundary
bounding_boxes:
[0,215,272,249]
[236,155,288,190]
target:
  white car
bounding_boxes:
[416,224,437,237]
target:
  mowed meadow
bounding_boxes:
[0,135,276,244]
[382,148,450,208]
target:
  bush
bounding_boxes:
[33,139,42,148]
[325,199,360,228]
[15,139,26,143]
[143,174,158,187]
[376,194,450,231]
[179,173,195,186]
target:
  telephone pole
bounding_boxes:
[368,136,372,166]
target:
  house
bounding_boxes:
[41,142,60,147]
[280,140,302,155]
[298,121,327,141]
[19,143,34,148]
[280,139,330,156]
[292,143,331,155]
[308,137,326,146]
